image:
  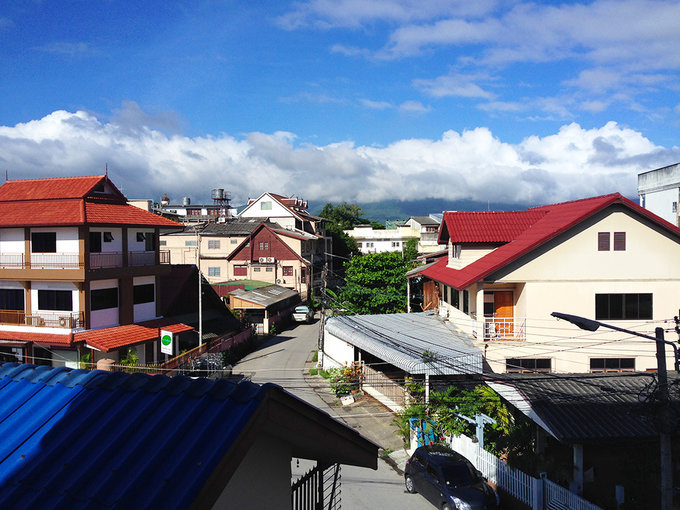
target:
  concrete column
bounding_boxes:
[572,443,584,495]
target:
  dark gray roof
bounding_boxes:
[488,373,678,443]
[229,285,300,307]
[410,216,440,226]
[325,312,482,376]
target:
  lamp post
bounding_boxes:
[552,311,676,510]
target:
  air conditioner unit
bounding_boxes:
[258,257,275,263]
[58,316,71,328]
[276,279,282,284]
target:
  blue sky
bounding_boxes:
[0,0,679,207]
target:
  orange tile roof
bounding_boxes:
[0,330,74,347]
[0,199,85,226]
[0,175,106,201]
[85,202,181,227]
[75,323,193,352]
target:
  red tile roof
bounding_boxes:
[420,193,680,290]
[440,210,548,244]
[0,330,74,347]
[0,175,107,201]
[0,175,181,228]
[75,323,193,352]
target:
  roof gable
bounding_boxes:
[420,193,680,289]
[0,175,124,202]
[227,223,306,263]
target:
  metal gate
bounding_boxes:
[292,463,341,510]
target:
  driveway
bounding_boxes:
[233,320,433,510]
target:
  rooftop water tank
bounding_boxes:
[212,188,224,200]
[182,197,191,206]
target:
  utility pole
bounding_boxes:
[317,262,328,367]
[656,327,672,510]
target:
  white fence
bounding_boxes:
[448,434,603,510]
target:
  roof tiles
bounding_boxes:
[75,323,193,352]
[0,175,105,201]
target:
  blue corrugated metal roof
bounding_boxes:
[0,363,269,510]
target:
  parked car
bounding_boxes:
[404,444,500,510]
[292,305,313,323]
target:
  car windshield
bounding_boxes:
[440,463,479,487]
[295,306,308,313]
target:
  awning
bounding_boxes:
[0,329,74,347]
[75,323,194,352]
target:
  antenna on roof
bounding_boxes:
[5,170,7,182]
[105,163,108,177]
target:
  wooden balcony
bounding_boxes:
[0,310,85,329]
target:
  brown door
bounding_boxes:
[494,291,514,338]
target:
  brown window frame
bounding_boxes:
[597,232,610,251]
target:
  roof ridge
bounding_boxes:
[529,192,622,211]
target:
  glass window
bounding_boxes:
[185,240,197,247]
[31,232,57,253]
[208,267,221,276]
[91,288,118,311]
[208,240,220,250]
[590,358,635,373]
[231,239,238,244]
[260,201,272,210]
[506,358,551,373]
[39,290,72,311]
[133,284,154,304]
[253,267,260,272]
[0,289,24,311]
[265,267,273,272]
[596,293,653,320]
[89,232,102,253]
[283,266,293,276]
[103,232,114,242]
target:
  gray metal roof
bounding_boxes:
[229,284,299,307]
[410,216,440,226]
[325,312,482,376]
[488,373,678,443]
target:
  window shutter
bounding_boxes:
[613,232,626,251]
[597,232,610,251]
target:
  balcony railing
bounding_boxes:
[0,310,84,329]
[483,316,526,341]
[0,253,25,269]
[128,251,155,266]
[90,252,123,269]
[159,250,170,264]
[30,253,81,269]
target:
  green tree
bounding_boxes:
[320,202,368,230]
[403,238,419,268]
[337,251,408,314]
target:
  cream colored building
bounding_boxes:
[411,193,680,374]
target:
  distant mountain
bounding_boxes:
[309,198,530,224]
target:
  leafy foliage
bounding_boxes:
[403,237,420,268]
[320,202,368,230]
[337,251,408,314]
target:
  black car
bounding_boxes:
[404,444,500,510]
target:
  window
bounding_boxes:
[39,290,72,311]
[208,240,220,250]
[208,267,221,277]
[392,241,400,247]
[596,293,652,320]
[506,358,551,373]
[159,240,167,246]
[253,267,261,272]
[91,288,118,310]
[265,267,273,272]
[234,265,247,276]
[103,232,114,242]
[258,241,269,250]
[31,232,56,253]
[185,240,197,247]
[453,244,462,259]
[463,290,469,314]
[590,358,635,373]
[0,289,24,311]
[136,232,145,243]
[231,239,238,244]
[260,201,272,210]
[598,232,610,251]
[301,267,306,280]
[145,233,156,251]
[133,284,154,304]
[357,242,362,248]
[673,202,678,214]
[283,266,293,276]
[613,232,626,251]
[89,232,102,253]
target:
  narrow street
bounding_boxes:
[233,320,432,510]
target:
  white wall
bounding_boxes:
[30,227,79,253]
[90,227,123,252]
[322,332,355,369]
[133,275,157,322]
[642,188,678,226]
[127,228,154,252]
[30,281,79,314]
[0,228,25,253]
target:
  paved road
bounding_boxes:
[233,320,432,510]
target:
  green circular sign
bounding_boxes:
[161,334,172,346]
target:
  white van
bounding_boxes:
[292,305,313,323]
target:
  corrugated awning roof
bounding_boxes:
[488,373,674,443]
[229,285,299,308]
[325,312,483,376]
[75,323,193,352]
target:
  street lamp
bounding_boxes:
[552,311,676,510]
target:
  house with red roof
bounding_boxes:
[409,193,680,374]
[238,192,330,294]
[0,174,195,368]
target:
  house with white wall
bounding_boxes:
[0,175,191,368]
[344,224,417,254]
[409,193,680,374]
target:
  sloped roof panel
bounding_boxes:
[440,210,547,244]
[0,176,105,201]
[85,202,182,227]
[325,312,483,376]
[0,330,73,347]
[75,323,193,352]
[0,199,85,227]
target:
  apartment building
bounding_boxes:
[0,175,190,367]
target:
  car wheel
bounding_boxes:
[404,475,417,494]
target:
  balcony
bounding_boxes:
[128,251,155,267]
[159,250,170,264]
[483,316,526,341]
[90,252,124,269]
[0,253,25,269]
[0,310,84,329]
[30,253,81,269]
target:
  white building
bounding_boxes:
[638,162,680,226]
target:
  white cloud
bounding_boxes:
[414,73,495,99]
[0,108,678,207]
